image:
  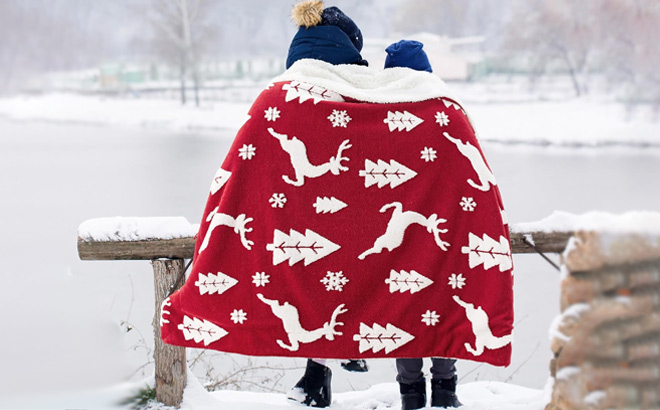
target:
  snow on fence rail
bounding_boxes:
[76,212,660,408]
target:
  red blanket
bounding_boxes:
[161,62,514,366]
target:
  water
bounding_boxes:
[1,119,658,404]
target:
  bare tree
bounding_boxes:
[501,0,596,96]
[501,0,660,104]
[146,0,219,106]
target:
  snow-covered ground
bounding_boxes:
[1,78,658,147]
[1,78,658,409]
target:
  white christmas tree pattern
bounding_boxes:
[178,315,228,346]
[230,309,247,324]
[421,310,440,326]
[385,270,434,294]
[210,167,231,195]
[441,98,464,113]
[264,107,281,122]
[252,272,270,287]
[238,144,256,160]
[435,111,450,127]
[359,159,417,189]
[313,196,348,214]
[460,197,477,212]
[353,322,415,354]
[282,81,344,104]
[320,271,349,291]
[195,272,238,296]
[269,193,287,208]
[448,273,466,289]
[266,229,341,266]
[420,147,437,162]
[383,111,424,132]
[328,109,352,128]
[461,233,513,272]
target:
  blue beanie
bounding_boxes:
[321,6,363,52]
[286,2,367,68]
[384,40,433,73]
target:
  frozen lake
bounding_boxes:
[1,119,659,405]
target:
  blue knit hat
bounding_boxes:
[287,1,367,68]
[384,40,433,73]
[321,6,363,52]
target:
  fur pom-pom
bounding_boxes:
[291,0,324,28]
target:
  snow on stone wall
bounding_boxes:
[546,229,660,410]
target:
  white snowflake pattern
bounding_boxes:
[252,272,270,287]
[320,271,349,291]
[269,193,287,208]
[435,111,450,127]
[420,147,438,162]
[238,144,256,160]
[230,309,247,324]
[327,109,352,128]
[264,107,281,122]
[459,197,477,212]
[448,273,466,289]
[421,310,440,326]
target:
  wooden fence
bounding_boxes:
[77,218,572,407]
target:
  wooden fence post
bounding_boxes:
[152,258,187,407]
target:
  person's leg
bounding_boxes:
[396,358,424,384]
[430,358,462,408]
[396,358,426,410]
[429,357,456,380]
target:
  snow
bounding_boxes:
[78,216,198,242]
[2,73,657,408]
[1,76,658,148]
[555,366,581,381]
[173,368,547,410]
[511,210,660,234]
[584,390,607,406]
[562,303,591,319]
[0,93,251,131]
[548,303,590,343]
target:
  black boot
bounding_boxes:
[431,376,462,408]
[399,378,426,410]
[287,359,332,407]
[340,359,370,372]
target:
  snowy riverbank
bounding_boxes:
[0,87,658,147]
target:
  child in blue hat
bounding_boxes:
[384,40,463,410]
[384,39,433,73]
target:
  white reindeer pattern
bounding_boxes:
[444,132,497,192]
[453,295,512,356]
[198,207,254,254]
[257,293,347,351]
[358,202,450,260]
[268,127,351,187]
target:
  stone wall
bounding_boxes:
[547,231,660,410]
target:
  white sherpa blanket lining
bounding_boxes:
[274,59,464,105]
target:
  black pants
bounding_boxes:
[395,358,457,384]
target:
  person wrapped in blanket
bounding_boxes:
[384,39,463,410]
[284,2,461,409]
[283,1,369,408]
